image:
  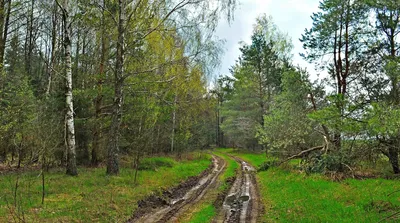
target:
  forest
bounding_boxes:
[0,0,399,222]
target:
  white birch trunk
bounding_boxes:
[60,0,77,176]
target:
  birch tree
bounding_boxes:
[0,0,11,67]
[57,0,78,176]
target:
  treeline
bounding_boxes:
[215,0,400,174]
[0,0,237,175]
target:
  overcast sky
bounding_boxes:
[214,0,320,79]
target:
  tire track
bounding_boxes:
[132,155,226,223]
[217,155,260,223]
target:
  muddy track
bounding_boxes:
[130,155,226,223]
[216,155,261,223]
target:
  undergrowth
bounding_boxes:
[0,152,211,222]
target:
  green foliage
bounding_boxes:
[0,33,37,165]
[308,95,364,134]
[302,152,352,174]
[258,67,320,155]
[364,102,400,136]
[220,15,291,149]
[258,160,279,171]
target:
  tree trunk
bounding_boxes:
[216,101,219,146]
[17,136,23,168]
[0,0,5,67]
[60,0,78,176]
[171,94,177,153]
[388,147,399,174]
[388,17,400,174]
[155,125,161,153]
[0,0,11,67]
[74,27,80,83]
[106,0,126,175]
[107,79,123,175]
[92,0,106,166]
[46,1,57,95]
[24,0,34,77]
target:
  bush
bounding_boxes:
[302,152,351,174]
[138,157,175,171]
[258,160,279,171]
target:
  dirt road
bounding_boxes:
[130,155,226,223]
[216,156,260,223]
[128,153,261,223]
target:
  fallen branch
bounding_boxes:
[378,211,400,223]
[279,145,325,164]
[387,190,400,196]
[342,163,355,178]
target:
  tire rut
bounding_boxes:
[216,155,260,223]
[132,155,226,223]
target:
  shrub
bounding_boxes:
[302,151,352,174]
[138,157,175,171]
[258,160,279,171]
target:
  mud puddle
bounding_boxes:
[218,157,260,223]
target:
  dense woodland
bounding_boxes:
[0,0,236,175]
[0,0,400,178]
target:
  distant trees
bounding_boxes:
[219,15,291,149]
[211,75,234,147]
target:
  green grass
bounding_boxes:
[0,153,211,222]
[216,148,269,167]
[220,148,400,223]
[136,156,175,170]
[188,204,216,223]
[214,151,239,190]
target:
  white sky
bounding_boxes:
[215,0,320,79]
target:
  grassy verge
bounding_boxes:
[220,148,400,223]
[0,153,211,222]
[214,151,239,191]
[182,151,239,223]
